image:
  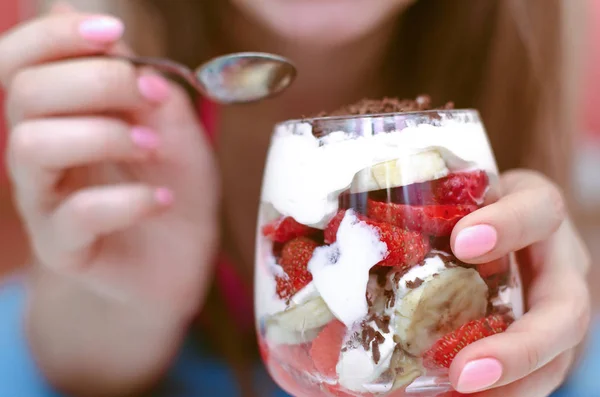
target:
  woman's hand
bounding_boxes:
[0,5,219,318]
[449,169,591,396]
[0,5,219,395]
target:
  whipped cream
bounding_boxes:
[308,210,387,326]
[337,320,396,393]
[261,114,498,227]
[290,282,319,306]
[391,255,448,301]
[254,232,287,317]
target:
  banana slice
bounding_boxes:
[265,322,322,345]
[391,264,488,356]
[390,348,424,389]
[351,149,449,193]
[267,296,335,334]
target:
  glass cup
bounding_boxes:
[255,109,524,396]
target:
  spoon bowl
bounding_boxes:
[111,52,297,104]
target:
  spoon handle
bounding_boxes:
[108,55,203,92]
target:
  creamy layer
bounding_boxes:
[261,115,497,228]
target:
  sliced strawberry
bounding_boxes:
[370,183,436,206]
[324,211,347,244]
[275,237,318,300]
[432,170,489,205]
[325,210,430,268]
[310,320,347,379]
[477,257,510,278]
[272,343,316,374]
[367,200,477,236]
[423,314,512,369]
[262,216,319,243]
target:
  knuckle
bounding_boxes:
[8,122,40,165]
[67,192,98,229]
[522,338,541,374]
[87,60,138,104]
[541,182,567,227]
[6,69,37,121]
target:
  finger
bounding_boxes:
[6,59,171,123]
[449,270,590,393]
[0,12,124,86]
[8,117,160,203]
[48,184,174,259]
[464,352,574,397]
[451,171,565,263]
[49,1,77,14]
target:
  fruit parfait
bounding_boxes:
[255,97,523,396]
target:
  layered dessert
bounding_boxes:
[255,96,523,396]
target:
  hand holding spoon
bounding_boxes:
[110,52,297,104]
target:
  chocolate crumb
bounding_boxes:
[372,342,381,364]
[372,266,391,287]
[316,95,454,117]
[405,277,424,289]
[384,289,396,309]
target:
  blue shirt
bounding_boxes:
[1,278,598,397]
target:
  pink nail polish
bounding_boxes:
[454,224,497,259]
[456,358,503,393]
[78,16,124,43]
[131,127,160,150]
[155,188,174,206]
[137,75,171,103]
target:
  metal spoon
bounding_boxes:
[111,52,297,104]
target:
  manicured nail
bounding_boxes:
[155,188,174,206]
[131,127,160,150]
[137,75,171,103]
[454,224,497,259]
[78,16,124,43]
[457,358,503,393]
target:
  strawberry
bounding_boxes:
[272,343,316,374]
[275,237,318,300]
[367,200,477,236]
[262,216,319,243]
[324,210,430,268]
[310,320,347,379]
[477,257,510,278]
[432,170,489,205]
[423,314,512,369]
[324,211,346,244]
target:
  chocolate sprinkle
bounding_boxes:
[405,277,424,289]
[315,95,454,117]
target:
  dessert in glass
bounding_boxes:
[255,97,523,396]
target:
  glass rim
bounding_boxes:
[276,108,480,127]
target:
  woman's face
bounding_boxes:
[230,0,415,46]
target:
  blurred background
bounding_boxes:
[1,0,599,396]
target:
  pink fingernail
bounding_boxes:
[138,75,171,103]
[155,188,174,206]
[456,358,503,393]
[454,224,497,259]
[78,16,124,43]
[131,127,160,150]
